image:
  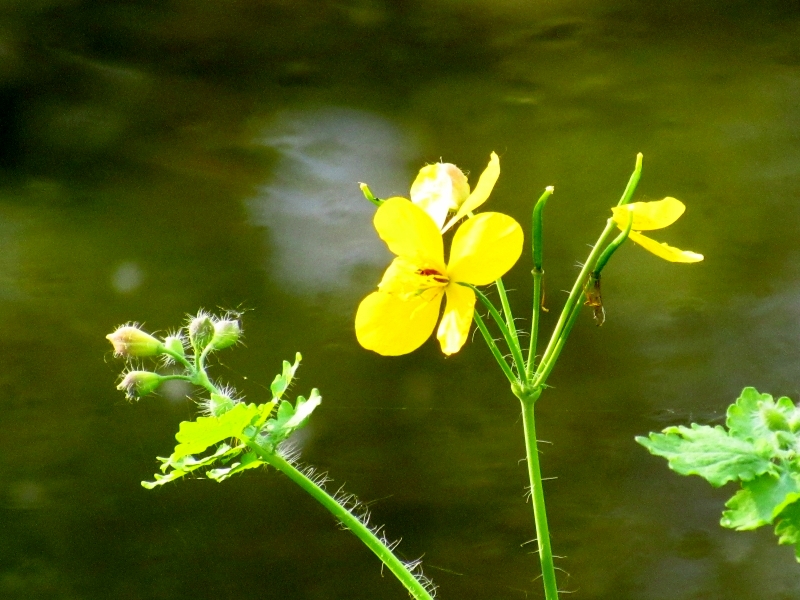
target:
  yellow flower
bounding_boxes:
[611,197,703,263]
[409,152,500,231]
[356,197,523,356]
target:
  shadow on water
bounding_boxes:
[2,1,800,599]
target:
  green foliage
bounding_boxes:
[172,402,268,461]
[636,423,776,486]
[106,313,321,489]
[141,355,319,487]
[258,389,321,452]
[637,387,800,560]
[271,352,302,398]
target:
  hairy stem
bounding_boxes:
[246,443,435,600]
[495,277,521,362]
[519,398,559,600]
[161,347,194,371]
[472,311,518,385]
[468,284,527,381]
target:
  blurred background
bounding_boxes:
[1,1,800,598]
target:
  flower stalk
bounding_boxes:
[520,398,559,600]
[246,443,436,600]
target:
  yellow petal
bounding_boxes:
[611,197,685,231]
[447,212,524,285]
[410,163,470,230]
[437,283,476,355]
[628,230,704,263]
[378,256,448,301]
[374,197,445,265]
[442,152,500,232]
[355,291,442,356]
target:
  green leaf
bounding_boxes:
[142,471,188,489]
[285,389,321,429]
[171,403,261,461]
[774,501,800,561]
[270,352,302,400]
[207,451,264,482]
[260,388,322,448]
[636,423,776,487]
[727,387,796,443]
[143,443,242,489]
[721,471,800,530]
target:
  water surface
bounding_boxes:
[2,2,800,599]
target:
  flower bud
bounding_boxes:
[201,392,237,417]
[117,370,164,399]
[163,335,185,357]
[762,406,791,432]
[359,182,383,207]
[106,326,164,358]
[789,414,800,434]
[188,314,214,351]
[210,319,241,350]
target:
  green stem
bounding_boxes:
[527,267,544,379]
[531,291,584,388]
[495,277,521,363]
[532,186,554,271]
[158,374,194,383]
[468,284,527,381]
[161,347,194,371]
[519,398,559,600]
[533,219,616,384]
[198,344,214,371]
[192,367,219,395]
[246,443,435,600]
[617,153,643,207]
[593,210,633,276]
[472,311,518,385]
[534,154,643,386]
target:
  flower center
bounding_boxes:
[377,258,449,302]
[417,268,449,284]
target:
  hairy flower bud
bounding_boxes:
[106,326,164,358]
[762,406,791,432]
[210,319,241,350]
[163,335,185,357]
[188,314,214,351]
[202,391,237,417]
[117,370,164,399]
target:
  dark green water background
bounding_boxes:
[2,1,800,598]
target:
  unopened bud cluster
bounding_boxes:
[106,311,242,402]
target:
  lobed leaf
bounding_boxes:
[207,451,264,482]
[143,443,243,489]
[727,387,797,444]
[172,403,262,461]
[636,424,776,487]
[774,501,800,562]
[270,352,302,399]
[722,471,800,530]
[260,388,322,449]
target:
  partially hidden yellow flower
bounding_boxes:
[611,197,703,263]
[356,197,523,356]
[409,152,500,232]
